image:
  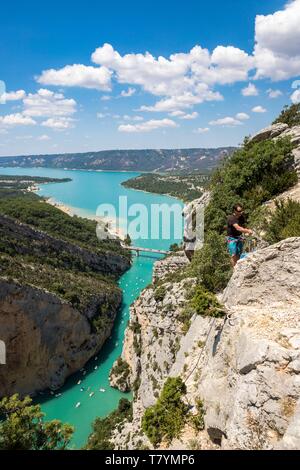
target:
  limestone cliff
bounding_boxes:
[0,278,121,397]
[107,118,300,451]
[110,239,300,450]
[0,210,129,398]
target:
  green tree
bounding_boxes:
[188,232,232,292]
[265,199,300,244]
[86,398,132,450]
[189,285,225,318]
[123,234,132,246]
[273,103,300,127]
[205,137,296,234]
[142,377,189,447]
[0,394,73,450]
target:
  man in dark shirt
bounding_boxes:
[227,204,253,267]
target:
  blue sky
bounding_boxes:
[0,0,300,156]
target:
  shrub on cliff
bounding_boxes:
[154,285,166,302]
[110,357,131,391]
[142,377,189,447]
[205,137,297,234]
[86,398,132,450]
[179,285,225,333]
[189,285,225,318]
[273,103,300,127]
[265,199,300,244]
[190,137,297,295]
[0,394,73,450]
[188,232,232,292]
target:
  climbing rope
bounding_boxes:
[136,310,236,425]
[183,308,237,387]
[184,316,217,385]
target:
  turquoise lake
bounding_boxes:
[0,167,183,448]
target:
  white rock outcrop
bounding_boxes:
[249,123,289,143]
[111,238,300,450]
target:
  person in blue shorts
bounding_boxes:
[227,204,253,267]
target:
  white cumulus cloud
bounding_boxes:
[169,110,186,117]
[291,89,300,104]
[123,115,144,121]
[236,112,250,120]
[41,117,75,130]
[209,116,243,126]
[37,64,112,91]
[120,87,136,97]
[242,83,259,96]
[194,127,210,134]
[140,88,223,113]
[118,118,178,133]
[252,105,267,113]
[179,112,199,120]
[1,90,26,101]
[23,89,76,118]
[28,1,300,122]
[0,113,36,127]
[267,89,283,98]
[254,0,300,80]
[91,43,247,111]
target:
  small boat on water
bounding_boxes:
[89,392,95,397]
[99,388,106,393]
[94,356,98,361]
[50,391,55,395]
[75,402,81,408]
[94,366,98,370]
[80,387,84,392]
[77,380,82,385]
[115,342,119,347]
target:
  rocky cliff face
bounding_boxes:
[0,278,121,397]
[197,237,300,450]
[110,238,300,450]
[0,210,129,398]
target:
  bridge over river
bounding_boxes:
[121,245,170,256]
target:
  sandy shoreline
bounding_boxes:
[40,195,126,240]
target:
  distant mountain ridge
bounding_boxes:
[0,147,236,172]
